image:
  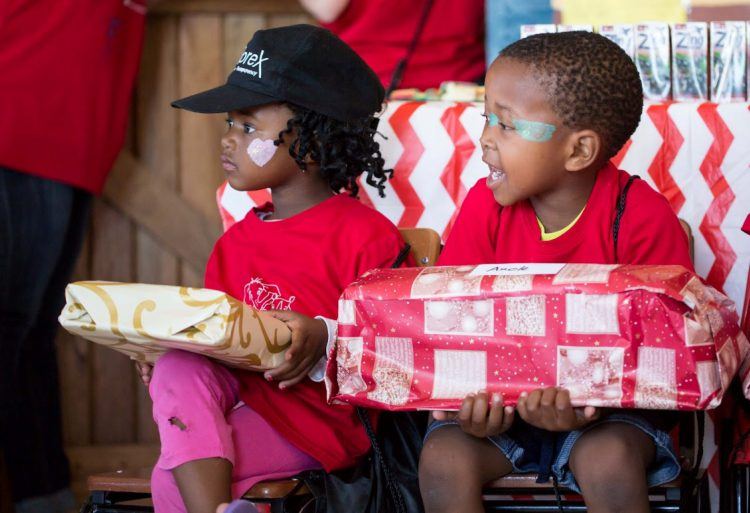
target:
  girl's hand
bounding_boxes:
[263,310,327,390]
[135,361,153,387]
[516,387,600,432]
[433,392,515,438]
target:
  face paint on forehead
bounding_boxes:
[513,119,556,142]
[247,138,277,167]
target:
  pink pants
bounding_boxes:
[149,350,320,513]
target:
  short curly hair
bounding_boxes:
[499,31,643,159]
[272,104,391,198]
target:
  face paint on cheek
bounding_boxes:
[513,119,556,143]
[247,138,277,167]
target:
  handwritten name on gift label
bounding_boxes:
[469,263,565,277]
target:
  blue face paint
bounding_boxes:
[513,118,556,142]
[484,112,556,143]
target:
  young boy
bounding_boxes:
[419,31,693,513]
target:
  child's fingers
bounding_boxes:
[456,394,476,425]
[500,406,515,432]
[485,393,504,434]
[277,356,317,389]
[516,391,528,419]
[540,387,558,409]
[470,392,489,428]
[432,410,456,421]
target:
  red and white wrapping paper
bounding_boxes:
[326,264,750,412]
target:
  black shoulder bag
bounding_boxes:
[286,243,428,513]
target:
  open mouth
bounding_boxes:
[485,164,506,187]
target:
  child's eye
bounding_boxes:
[242,123,256,135]
[225,118,234,129]
[482,112,514,131]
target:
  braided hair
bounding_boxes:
[273,104,392,198]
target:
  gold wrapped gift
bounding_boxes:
[59,281,291,370]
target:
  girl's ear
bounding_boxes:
[564,129,602,172]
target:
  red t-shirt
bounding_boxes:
[0,0,146,193]
[321,0,485,90]
[204,194,409,471]
[439,162,694,271]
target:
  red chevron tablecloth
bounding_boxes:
[218,101,750,316]
[217,100,749,511]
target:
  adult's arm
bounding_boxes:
[298,0,350,23]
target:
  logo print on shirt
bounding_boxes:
[235,49,269,78]
[243,277,295,311]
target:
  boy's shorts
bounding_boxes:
[425,412,681,493]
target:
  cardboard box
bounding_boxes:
[520,24,557,38]
[672,23,708,101]
[59,281,291,370]
[599,25,636,59]
[557,24,594,32]
[710,21,747,102]
[326,264,749,411]
[635,23,672,101]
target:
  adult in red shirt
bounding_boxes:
[0,2,146,511]
[300,0,485,90]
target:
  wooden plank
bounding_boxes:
[67,443,159,504]
[267,13,313,28]
[178,14,226,222]
[223,13,266,73]
[152,0,305,14]
[57,234,92,446]
[103,151,221,273]
[134,14,181,444]
[90,200,137,444]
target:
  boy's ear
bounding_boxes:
[564,129,602,172]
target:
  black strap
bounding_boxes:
[385,0,435,98]
[612,175,640,263]
[357,407,408,513]
[391,243,412,268]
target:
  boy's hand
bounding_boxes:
[433,392,514,438]
[516,387,600,432]
[135,361,153,387]
[263,310,327,390]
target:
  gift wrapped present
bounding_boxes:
[326,264,750,411]
[59,281,290,370]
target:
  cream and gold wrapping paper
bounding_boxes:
[59,281,291,370]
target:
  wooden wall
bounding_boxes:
[57,0,311,501]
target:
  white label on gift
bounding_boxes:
[635,347,678,409]
[469,263,564,277]
[553,264,619,284]
[565,294,620,335]
[367,337,414,405]
[424,300,494,336]
[506,295,546,337]
[431,349,487,399]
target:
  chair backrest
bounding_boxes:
[679,219,694,263]
[399,228,441,267]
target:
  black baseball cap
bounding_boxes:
[171,24,384,122]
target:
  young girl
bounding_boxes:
[418,32,694,513]
[137,25,410,513]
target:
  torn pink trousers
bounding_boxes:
[149,350,319,513]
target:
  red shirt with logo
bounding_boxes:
[0,0,146,193]
[321,0,485,90]
[204,194,409,471]
[439,162,694,271]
